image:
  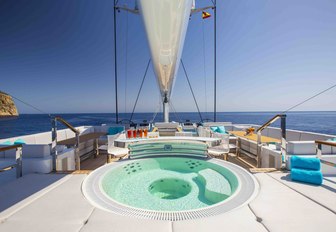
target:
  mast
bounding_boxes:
[214,0,217,122]
[163,95,169,123]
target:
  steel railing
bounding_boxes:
[256,114,287,168]
[51,116,80,171]
[315,140,336,168]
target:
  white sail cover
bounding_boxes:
[137,0,193,103]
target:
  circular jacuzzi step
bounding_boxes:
[149,178,191,199]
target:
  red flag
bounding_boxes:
[202,11,211,19]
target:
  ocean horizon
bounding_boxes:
[1,111,335,139]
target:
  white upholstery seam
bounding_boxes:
[266,173,336,215]
[0,174,72,222]
[247,204,270,232]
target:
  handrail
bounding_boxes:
[315,140,336,147]
[51,116,80,171]
[256,114,285,132]
[256,114,287,168]
[0,144,22,178]
[54,116,79,134]
[315,140,336,168]
[0,144,22,152]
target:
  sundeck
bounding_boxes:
[1,0,336,231]
[0,120,335,231]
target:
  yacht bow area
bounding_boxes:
[0,121,336,231]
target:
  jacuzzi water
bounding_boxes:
[101,157,239,211]
[83,156,258,221]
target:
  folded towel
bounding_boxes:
[291,156,320,171]
[291,168,323,185]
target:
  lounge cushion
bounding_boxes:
[14,139,26,145]
[0,140,13,145]
[216,126,226,134]
[107,126,124,135]
[210,126,218,133]
[210,126,227,134]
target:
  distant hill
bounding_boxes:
[0,92,18,117]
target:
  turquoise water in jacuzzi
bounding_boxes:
[101,157,239,211]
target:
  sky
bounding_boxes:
[0,0,335,114]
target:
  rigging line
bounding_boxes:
[124,10,129,113]
[180,59,204,122]
[130,59,151,121]
[113,0,119,123]
[281,83,336,113]
[5,92,51,117]
[169,101,182,123]
[151,97,162,123]
[151,100,161,123]
[201,16,208,114]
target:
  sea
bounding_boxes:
[0,111,336,139]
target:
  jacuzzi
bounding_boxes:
[82,156,259,221]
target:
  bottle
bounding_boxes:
[143,128,148,138]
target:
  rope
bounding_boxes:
[130,59,151,121]
[124,11,129,113]
[201,17,208,114]
[169,101,182,123]
[180,59,204,122]
[150,100,161,123]
[282,83,336,113]
[3,91,51,117]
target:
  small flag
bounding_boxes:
[202,11,211,19]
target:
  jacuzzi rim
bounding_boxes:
[82,155,259,221]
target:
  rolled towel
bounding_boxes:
[291,156,321,171]
[291,168,323,185]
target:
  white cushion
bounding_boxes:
[34,132,52,144]
[287,141,316,155]
[107,147,128,158]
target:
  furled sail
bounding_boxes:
[137,0,193,121]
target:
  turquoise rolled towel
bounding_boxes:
[291,168,323,185]
[291,156,321,171]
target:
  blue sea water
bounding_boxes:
[0,111,335,139]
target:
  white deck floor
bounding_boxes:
[0,171,335,232]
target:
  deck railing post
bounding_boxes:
[280,114,287,167]
[316,143,322,159]
[15,146,22,178]
[257,131,262,168]
[94,138,99,158]
[75,132,80,170]
[51,118,57,172]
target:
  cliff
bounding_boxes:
[0,91,18,117]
